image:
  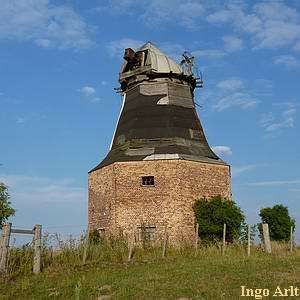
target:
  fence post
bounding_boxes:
[195,223,199,253]
[222,223,226,256]
[128,225,135,262]
[82,229,89,265]
[290,226,293,253]
[0,228,2,260]
[0,223,11,273]
[33,224,42,274]
[247,224,251,257]
[262,223,272,254]
[162,225,168,258]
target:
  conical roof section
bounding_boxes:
[137,42,183,75]
[90,41,226,172]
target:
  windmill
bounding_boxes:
[88,42,231,244]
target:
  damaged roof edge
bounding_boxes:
[88,153,228,174]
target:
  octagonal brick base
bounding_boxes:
[88,159,231,244]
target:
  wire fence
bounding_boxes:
[0,221,299,276]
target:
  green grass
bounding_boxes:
[1,241,299,300]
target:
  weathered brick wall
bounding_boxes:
[88,165,115,230]
[88,159,231,243]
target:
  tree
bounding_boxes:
[0,183,15,228]
[259,204,295,241]
[193,195,245,242]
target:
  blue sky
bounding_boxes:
[0,0,299,242]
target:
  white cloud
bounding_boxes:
[212,78,258,112]
[105,0,204,29]
[252,21,300,49]
[253,3,300,49]
[106,38,144,57]
[207,2,300,51]
[259,112,274,128]
[212,146,232,156]
[213,92,258,112]
[203,78,259,112]
[0,0,93,49]
[206,9,233,23]
[260,103,297,133]
[79,86,101,103]
[141,0,205,29]
[102,3,300,61]
[35,39,51,48]
[254,2,298,22]
[79,86,96,97]
[13,112,45,126]
[217,78,244,91]
[248,179,300,187]
[253,2,300,49]
[232,165,260,176]
[207,4,262,35]
[100,2,300,52]
[223,35,243,52]
[192,37,243,60]
[0,174,85,205]
[273,55,300,68]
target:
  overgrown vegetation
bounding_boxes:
[193,195,245,242]
[0,183,15,228]
[0,234,299,300]
[1,196,298,299]
[259,204,295,241]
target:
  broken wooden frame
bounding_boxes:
[0,223,42,274]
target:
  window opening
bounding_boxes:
[136,225,156,242]
[141,176,154,186]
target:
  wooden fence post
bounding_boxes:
[290,226,293,253]
[0,223,11,273]
[195,223,199,253]
[247,224,251,257]
[222,223,226,256]
[262,223,272,254]
[128,226,135,262]
[162,225,168,258]
[33,224,42,274]
[0,228,2,260]
[82,230,89,265]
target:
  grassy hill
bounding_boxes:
[1,241,299,299]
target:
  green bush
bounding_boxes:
[258,204,295,241]
[193,195,245,243]
[0,182,15,228]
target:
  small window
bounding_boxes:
[137,225,156,242]
[141,176,154,186]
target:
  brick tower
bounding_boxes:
[88,42,231,243]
